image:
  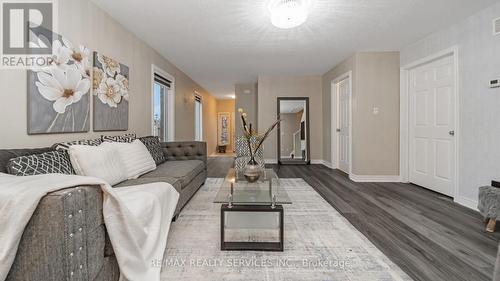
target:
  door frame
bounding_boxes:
[330,71,353,175]
[277,97,311,165]
[400,46,459,199]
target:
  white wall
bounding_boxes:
[0,0,218,154]
[401,2,500,207]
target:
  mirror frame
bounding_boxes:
[277,97,311,165]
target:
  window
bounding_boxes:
[152,69,174,142]
[194,95,203,141]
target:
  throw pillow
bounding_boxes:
[139,136,166,165]
[101,140,156,179]
[68,144,127,186]
[0,147,55,174]
[54,138,102,151]
[7,151,75,176]
[101,133,136,143]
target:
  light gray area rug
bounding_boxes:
[161,178,412,281]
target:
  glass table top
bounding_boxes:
[214,168,292,205]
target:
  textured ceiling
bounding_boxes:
[91,0,499,98]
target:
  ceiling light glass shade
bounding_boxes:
[268,0,310,29]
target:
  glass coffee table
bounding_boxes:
[214,168,291,251]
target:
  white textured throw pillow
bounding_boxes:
[68,144,127,185]
[101,140,157,179]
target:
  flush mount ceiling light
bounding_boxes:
[268,0,310,29]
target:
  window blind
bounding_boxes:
[154,73,172,88]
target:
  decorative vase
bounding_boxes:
[244,156,262,183]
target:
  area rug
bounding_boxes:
[161,178,412,281]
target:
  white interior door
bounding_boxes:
[337,78,350,173]
[409,55,455,196]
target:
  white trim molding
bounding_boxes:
[265,159,278,164]
[349,174,402,183]
[271,160,402,182]
[400,46,460,200]
[455,196,478,211]
[311,159,334,168]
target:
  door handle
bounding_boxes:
[336,129,341,132]
[449,130,455,136]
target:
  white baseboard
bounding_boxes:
[311,159,334,169]
[454,196,478,211]
[265,158,478,211]
[264,159,278,164]
[349,174,401,182]
[266,159,330,165]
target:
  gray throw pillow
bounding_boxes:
[7,151,75,176]
[139,136,166,165]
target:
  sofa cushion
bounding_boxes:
[139,136,166,165]
[7,150,75,176]
[114,176,182,192]
[141,160,205,187]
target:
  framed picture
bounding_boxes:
[218,112,231,146]
[92,52,129,131]
[27,36,91,134]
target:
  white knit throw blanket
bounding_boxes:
[0,173,179,281]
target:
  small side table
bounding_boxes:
[217,145,227,153]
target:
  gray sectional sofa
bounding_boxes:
[1,141,207,281]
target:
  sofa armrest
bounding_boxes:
[7,185,108,281]
[161,141,207,165]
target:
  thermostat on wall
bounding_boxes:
[490,79,500,88]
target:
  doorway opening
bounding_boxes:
[400,47,459,198]
[331,71,352,174]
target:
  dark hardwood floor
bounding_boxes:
[207,156,235,178]
[207,157,500,281]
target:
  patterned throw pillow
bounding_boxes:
[53,138,103,151]
[7,151,75,176]
[102,133,136,143]
[139,136,166,165]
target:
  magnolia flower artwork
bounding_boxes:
[28,37,91,134]
[92,52,130,131]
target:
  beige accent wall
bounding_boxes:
[0,0,217,154]
[322,55,357,165]
[201,96,218,155]
[257,75,322,161]
[216,99,236,152]
[235,83,258,137]
[322,52,400,176]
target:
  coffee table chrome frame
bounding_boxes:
[220,204,284,252]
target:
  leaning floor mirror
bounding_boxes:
[277,97,310,165]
